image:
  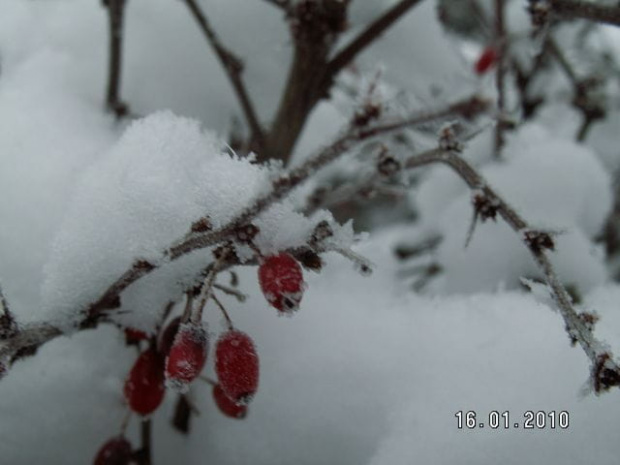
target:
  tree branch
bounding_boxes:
[183,0,264,149]
[322,0,425,90]
[493,0,507,156]
[104,0,129,118]
[402,146,620,393]
[547,0,620,27]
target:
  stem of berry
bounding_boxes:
[181,292,194,324]
[192,253,228,324]
[212,294,234,331]
[119,408,131,435]
[213,283,247,302]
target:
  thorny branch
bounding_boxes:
[0,95,488,366]
[183,0,264,149]
[402,146,620,393]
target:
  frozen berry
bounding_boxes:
[124,347,166,416]
[474,46,498,75]
[215,330,259,405]
[93,436,132,465]
[159,316,182,356]
[212,383,247,419]
[165,321,208,391]
[258,253,305,314]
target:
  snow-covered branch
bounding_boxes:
[0,94,488,368]
[402,145,620,393]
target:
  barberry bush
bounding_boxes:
[2,0,620,464]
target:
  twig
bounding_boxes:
[183,0,264,149]
[211,294,234,331]
[193,251,230,323]
[547,0,620,27]
[493,0,507,156]
[213,283,247,302]
[402,146,620,393]
[547,37,605,141]
[104,0,129,118]
[322,0,425,91]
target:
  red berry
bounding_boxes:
[93,436,132,465]
[124,328,149,345]
[165,321,208,391]
[258,253,305,314]
[474,46,498,75]
[158,316,182,356]
[123,347,166,416]
[212,383,248,419]
[215,330,259,405]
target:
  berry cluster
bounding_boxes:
[94,249,308,463]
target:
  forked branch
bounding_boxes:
[183,0,264,149]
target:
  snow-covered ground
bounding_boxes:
[1,0,620,464]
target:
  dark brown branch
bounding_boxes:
[183,0,264,149]
[260,0,349,162]
[548,0,620,27]
[322,0,425,89]
[105,0,129,118]
[493,0,507,156]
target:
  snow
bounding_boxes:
[1,0,620,464]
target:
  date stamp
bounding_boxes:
[455,410,569,430]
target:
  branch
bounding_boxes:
[0,95,488,369]
[402,146,620,393]
[183,0,264,149]
[546,37,606,141]
[104,0,129,118]
[547,0,620,27]
[322,0,425,89]
[493,0,507,156]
